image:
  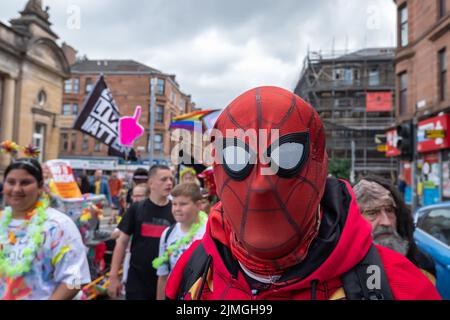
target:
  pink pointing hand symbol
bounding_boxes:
[119,106,144,146]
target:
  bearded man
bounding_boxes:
[353,176,436,284]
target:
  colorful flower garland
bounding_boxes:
[152,211,208,269]
[0,196,49,278]
[0,140,19,157]
[0,140,40,159]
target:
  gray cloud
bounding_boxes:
[0,0,396,108]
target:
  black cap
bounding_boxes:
[133,168,149,181]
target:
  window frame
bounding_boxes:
[439,48,447,102]
[398,72,408,115]
[399,5,408,47]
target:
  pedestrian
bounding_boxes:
[180,167,200,186]
[125,168,149,207]
[107,165,174,300]
[0,158,91,300]
[76,174,93,194]
[108,171,123,210]
[397,173,407,199]
[165,86,440,300]
[154,183,208,299]
[90,170,112,206]
[353,175,436,283]
[198,188,212,215]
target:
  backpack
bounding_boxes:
[175,243,393,300]
[162,223,177,273]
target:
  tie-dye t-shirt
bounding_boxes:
[0,207,91,300]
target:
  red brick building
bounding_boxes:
[59,57,194,168]
[393,0,449,204]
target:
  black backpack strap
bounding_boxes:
[177,242,211,300]
[342,244,393,300]
[164,223,177,244]
[164,223,177,273]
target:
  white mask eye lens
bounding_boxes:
[267,132,310,178]
[271,142,304,170]
[223,145,251,173]
[222,139,255,180]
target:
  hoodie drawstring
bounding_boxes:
[310,280,319,300]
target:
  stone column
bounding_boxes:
[0,77,16,171]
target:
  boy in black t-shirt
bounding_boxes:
[108,165,174,300]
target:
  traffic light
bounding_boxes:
[396,121,414,159]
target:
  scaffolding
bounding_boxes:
[294,48,397,180]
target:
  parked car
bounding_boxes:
[414,202,450,299]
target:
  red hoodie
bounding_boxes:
[166,179,440,300]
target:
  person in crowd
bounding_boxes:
[76,174,93,194]
[154,183,208,300]
[111,183,150,295]
[90,170,112,206]
[107,165,174,300]
[353,175,436,283]
[108,171,123,210]
[165,86,440,300]
[397,173,407,199]
[180,167,200,186]
[0,158,90,300]
[125,168,149,207]
[198,188,212,215]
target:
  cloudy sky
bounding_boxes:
[0,0,396,109]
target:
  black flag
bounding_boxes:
[73,75,130,158]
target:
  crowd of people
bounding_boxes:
[0,86,443,300]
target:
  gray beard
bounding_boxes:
[373,226,410,256]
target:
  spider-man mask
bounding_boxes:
[212,86,328,275]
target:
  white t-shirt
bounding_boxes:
[0,207,91,300]
[156,222,206,277]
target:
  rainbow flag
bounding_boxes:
[170,109,221,132]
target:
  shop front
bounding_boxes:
[416,114,450,206]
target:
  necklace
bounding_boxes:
[152,211,208,269]
[0,196,49,278]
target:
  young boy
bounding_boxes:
[154,183,208,300]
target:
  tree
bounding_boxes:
[327,159,351,181]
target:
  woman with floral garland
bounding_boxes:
[0,158,91,300]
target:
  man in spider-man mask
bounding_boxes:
[165,87,440,300]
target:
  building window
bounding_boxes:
[62,104,71,115]
[37,90,47,106]
[172,92,177,104]
[82,135,89,151]
[439,0,447,19]
[73,78,80,94]
[399,5,408,47]
[178,98,185,112]
[157,78,165,95]
[61,133,69,152]
[64,80,72,93]
[71,133,77,152]
[399,72,408,115]
[85,78,93,93]
[72,103,79,115]
[154,133,163,151]
[33,123,45,162]
[369,68,380,86]
[156,105,164,123]
[94,141,101,151]
[439,48,447,102]
[333,68,353,85]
